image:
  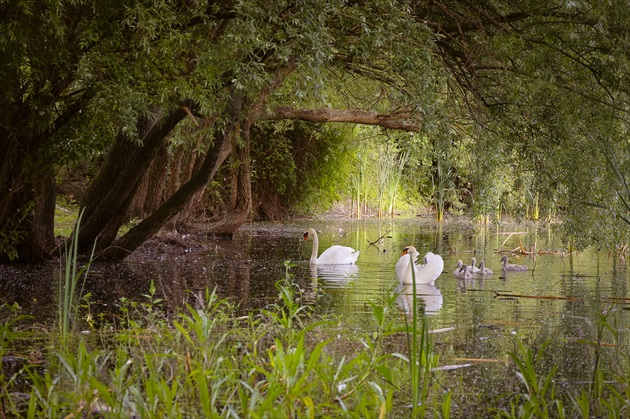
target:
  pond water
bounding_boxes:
[2,217,629,406]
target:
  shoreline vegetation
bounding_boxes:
[2,265,628,417]
[0,202,626,417]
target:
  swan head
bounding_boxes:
[500,255,508,263]
[479,260,485,269]
[400,246,418,257]
[303,228,316,241]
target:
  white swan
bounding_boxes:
[452,260,463,275]
[477,260,493,275]
[303,228,360,265]
[454,264,474,279]
[500,255,528,271]
[396,246,444,285]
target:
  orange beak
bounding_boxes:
[303,232,309,241]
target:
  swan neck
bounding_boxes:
[310,229,319,264]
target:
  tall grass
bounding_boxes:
[58,209,95,345]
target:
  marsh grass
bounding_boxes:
[58,209,95,346]
[1,258,629,417]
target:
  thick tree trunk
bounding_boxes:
[206,118,253,237]
[0,133,56,263]
[77,104,191,253]
[166,146,205,229]
[130,141,169,219]
[96,96,243,261]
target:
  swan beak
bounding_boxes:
[303,232,309,241]
[400,247,409,256]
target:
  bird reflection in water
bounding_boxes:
[396,283,443,315]
[310,264,360,289]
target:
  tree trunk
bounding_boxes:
[132,141,169,219]
[77,104,191,253]
[205,118,253,237]
[0,133,56,263]
[166,146,205,230]
[96,96,243,261]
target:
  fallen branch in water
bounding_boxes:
[493,292,630,305]
[494,292,581,301]
[367,231,392,247]
[496,240,571,256]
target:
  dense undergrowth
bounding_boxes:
[1,264,629,418]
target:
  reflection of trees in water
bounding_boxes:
[124,239,252,315]
[0,262,57,321]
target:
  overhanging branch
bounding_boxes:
[260,106,421,131]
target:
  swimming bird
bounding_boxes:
[500,255,528,271]
[454,264,474,280]
[396,246,444,285]
[452,260,463,275]
[467,257,481,273]
[303,228,360,265]
[477,260,493,275]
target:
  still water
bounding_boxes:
[2,217,629,398]
[2,218,628,327]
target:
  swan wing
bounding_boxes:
[416,252,444,284]
[316,245,359,265]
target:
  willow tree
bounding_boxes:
[6,0,630,263]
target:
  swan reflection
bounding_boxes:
[396,283,443,315]
[310,264,359,288]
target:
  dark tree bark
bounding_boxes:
[137,142,170,218]
[0,167,56,263]
[205,117,253,237]
[77,104,192,253]
[96,96,243,261]
[166,149,206,229]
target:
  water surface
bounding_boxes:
[2,218,628,402]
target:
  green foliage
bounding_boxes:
[252,121,358,217]
[0,202,33,262]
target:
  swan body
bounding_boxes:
[454,265,474,279]
[467,257,481,273]
[452,260,463,275]
[304,228,360,265]
[396,246,444,285]
[500,255,528,271]
[477,260,493,275]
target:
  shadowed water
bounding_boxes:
[1,218,627,322]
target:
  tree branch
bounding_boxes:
[260,107,421,131]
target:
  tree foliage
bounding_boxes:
[6,1,630,261]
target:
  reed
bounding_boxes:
[58,209,95,345]
[399,252,445,418]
